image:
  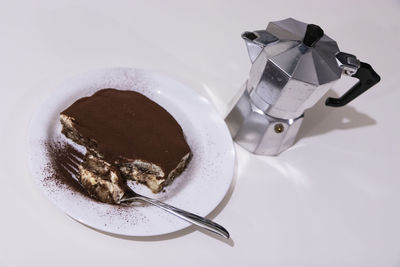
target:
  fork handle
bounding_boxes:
[126,195,230,239]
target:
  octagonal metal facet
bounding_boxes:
[226,86,303,155]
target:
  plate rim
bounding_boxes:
[26,67,236,237]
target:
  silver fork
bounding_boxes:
[61,152,230,239]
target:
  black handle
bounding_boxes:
[325,62,381,107]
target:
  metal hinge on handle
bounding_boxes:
[336,52,360,75]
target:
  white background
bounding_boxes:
[1,0,399,266]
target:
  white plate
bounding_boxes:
[27,68,235,237]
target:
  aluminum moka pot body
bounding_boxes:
[226,18,380,156]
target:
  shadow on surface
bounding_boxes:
[296,91,376,141]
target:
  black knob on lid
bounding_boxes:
[303,24,324,47]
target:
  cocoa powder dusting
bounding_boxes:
[41,139,144,226]
[43,140,87,196]
[61,88,191,175]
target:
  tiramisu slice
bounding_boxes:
[78,154,126,204]
[60,88,192,194]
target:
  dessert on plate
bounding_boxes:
[60,88,192,203]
